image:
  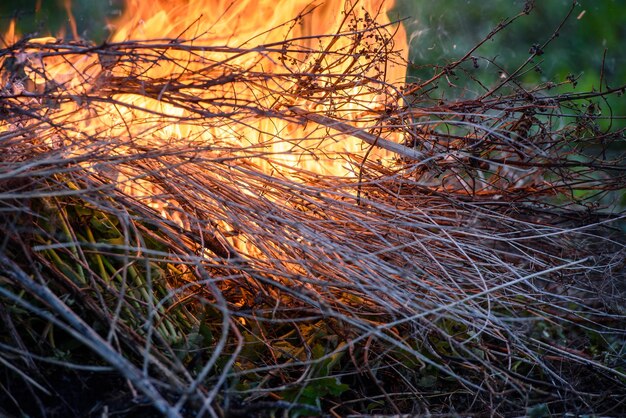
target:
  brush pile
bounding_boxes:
[1,4,625,417]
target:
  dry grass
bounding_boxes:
[1,4,625,417]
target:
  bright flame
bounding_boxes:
[108,0,407,173]
[2,0,408,230]
[4,0,406,171]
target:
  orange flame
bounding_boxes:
[2,0,408,228]
[5,0,406,171]
[105,0,408,174]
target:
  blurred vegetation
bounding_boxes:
[392,0,626,130]
[0,0,122,42]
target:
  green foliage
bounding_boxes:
[0,0,121,41]
[393,0,626,128]
[27,189,197,346]
[252,322,350,415]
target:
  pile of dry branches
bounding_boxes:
[1,4,625,417]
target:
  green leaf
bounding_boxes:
[322,377,349,396]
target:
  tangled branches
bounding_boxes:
[0,2,625,416]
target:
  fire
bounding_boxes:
[107,0,407,174]
[1,0,407,228]
[3,0,406,168]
